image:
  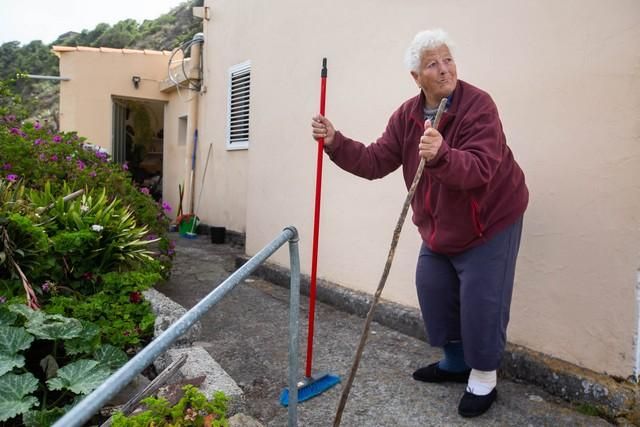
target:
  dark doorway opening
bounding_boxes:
[112,97,165,201]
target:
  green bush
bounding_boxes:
[111,385,228,427]
[0,118,175,277]
[0,303,129,426]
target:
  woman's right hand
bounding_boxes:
[311,114,336,147]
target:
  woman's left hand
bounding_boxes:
[419,119,443,162]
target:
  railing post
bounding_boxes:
[285,226,300,427]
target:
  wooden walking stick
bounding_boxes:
[333,97,448,426]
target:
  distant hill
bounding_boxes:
[0,0,203,127]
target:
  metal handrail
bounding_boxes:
[53,226,301,427]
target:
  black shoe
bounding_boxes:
[412,362,471,383]
[458,388,497,417]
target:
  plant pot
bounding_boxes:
[210,226,226,244]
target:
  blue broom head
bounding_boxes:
[279,373,340,407]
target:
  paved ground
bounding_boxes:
[155,234,611,426]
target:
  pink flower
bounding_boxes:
[6,174,18,182]
[140,187,150,195]
[50,155,58,161]
[129,291,142,304]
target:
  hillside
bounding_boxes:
[0,0,203,126]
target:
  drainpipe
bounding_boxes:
[635,270,640,382]
[183,33,204,216]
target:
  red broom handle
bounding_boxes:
[306,58,327,378]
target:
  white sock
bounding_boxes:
[466,369,497,396]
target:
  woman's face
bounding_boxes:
[411,45,457,106]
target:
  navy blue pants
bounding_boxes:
[415,217,523,371]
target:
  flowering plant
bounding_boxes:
[0,118,176,276]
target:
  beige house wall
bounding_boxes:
[56,47,171,152]
[199,0,639,377]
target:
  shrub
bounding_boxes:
[0,118,175,276]
[0,303,129,426]
[111,385,228,427]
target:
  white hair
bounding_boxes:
[404,29,455,72]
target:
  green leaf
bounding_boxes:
[47,359,110,395]
[0,326,34,354]
[0,308,17,325]
[22,406,66,427]
[64,321,100,356]
[0,352,25,376]
[93,345,128,370]
[8,304,45,323]
[0,372,39,422]
[25,313,84,341]
[39,355,58,380]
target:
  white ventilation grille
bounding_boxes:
[227,61,251,150]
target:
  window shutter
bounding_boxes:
[227,61,251,149]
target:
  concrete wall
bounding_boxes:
[56,47,171,151]
[199,0,640,377]
[162,89,189,218]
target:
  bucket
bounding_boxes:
[210,226,226,244]
[179,216,199,236]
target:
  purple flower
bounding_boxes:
[95,151,108,162]
[34,138,43,146]
[168,248,176,256]
[50,155,58,162]
[34,121,41,130]
[6,174,18,182]
[89,171,97,177]
[52,135,62,143]
[42,281,52,293]
[5,115,16,122]
[145,233,157,241]
[10,127,21,135]
[39,153,46,161]
[0,296,6,304]
[77,160,86,170]
[66,156,72,161]
[161,202,171,213]
[140,187,150,195]
[2,163,11,170]
[122,162,129,171]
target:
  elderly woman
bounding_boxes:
[311,29,528,417]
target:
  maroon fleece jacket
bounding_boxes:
[326,79,528,254]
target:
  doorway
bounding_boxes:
[112,97,165,200]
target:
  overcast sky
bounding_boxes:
[0,0,186,45]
